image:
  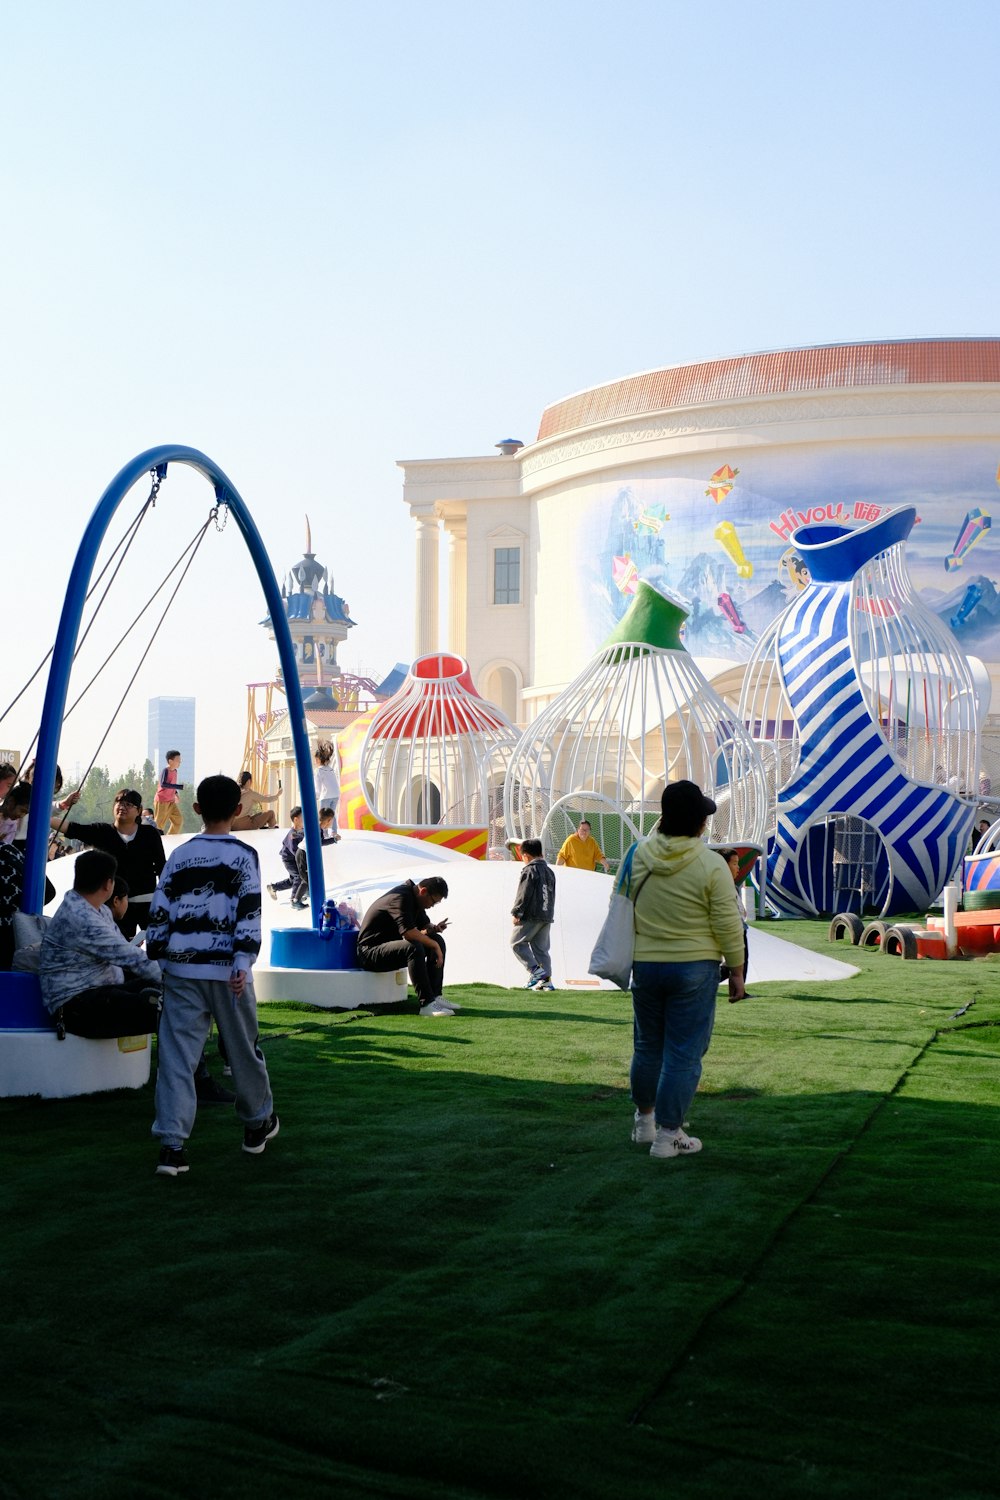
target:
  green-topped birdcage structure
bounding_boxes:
[503,581,769,867]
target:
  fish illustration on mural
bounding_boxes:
[705,463,740,504]
[945,508,992,572]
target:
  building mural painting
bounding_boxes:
[570,443,1000,670]
[400,338,1000,914]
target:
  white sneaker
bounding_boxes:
[436,995,460,1011]
[650,1126,703,1159]
[419,998,456,1016]
[631,1110,656,1144]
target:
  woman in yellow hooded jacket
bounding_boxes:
[627,780,746,1160]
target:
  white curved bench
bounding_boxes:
[254,965,407,1009]
[0,973,152,1099]
[0,1028,151,1099]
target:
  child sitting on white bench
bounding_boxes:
[39,850,162,1038]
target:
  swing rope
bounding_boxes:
[72,469,163,661]
[0,469,162,732]
[60,514,223,726]
[49,503,218,831]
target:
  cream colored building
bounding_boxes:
[400,341,1000,774]
[402,448,531,725]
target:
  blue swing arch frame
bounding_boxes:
[22,445,327,930]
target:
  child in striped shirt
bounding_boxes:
[147,774,278,1176]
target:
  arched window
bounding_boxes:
[415,780,441,825]
[481,664,520,723]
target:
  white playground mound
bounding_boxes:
[43,828,857,998]
[318,840,860,989]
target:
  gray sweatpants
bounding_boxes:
[511,919,552,976]
[153,973,273,1149]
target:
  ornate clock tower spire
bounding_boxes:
[263,517,356,708]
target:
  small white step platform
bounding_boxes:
[253,966,408,1009]
[0,1029,152,1099]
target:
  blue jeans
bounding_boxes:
[630,960,719,1131]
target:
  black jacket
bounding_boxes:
[64,821,166,938]
[511,859,555,923]
[358,880,428,950]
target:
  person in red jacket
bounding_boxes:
[153,751,185,835]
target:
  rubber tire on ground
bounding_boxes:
[860,920,888,949]
[883,926,919,959]
[828,913,864,945]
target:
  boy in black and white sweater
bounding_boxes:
[147,774,278,1177]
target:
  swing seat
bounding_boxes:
[0,971,54,1029]
[257,926,406,1008]
[255,958,408,1010]
[270,927,358,970]
[0,972,152,1098]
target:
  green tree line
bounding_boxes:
[60,761,197,833]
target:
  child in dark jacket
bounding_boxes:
[266,806,303,901]
[511,839,556,991]
[291,807,338,909]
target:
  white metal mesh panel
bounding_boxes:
[851,544,979,795]
[737,617,798,837]
[504,640,768,847]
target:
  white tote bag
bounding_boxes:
[588,842,642,990]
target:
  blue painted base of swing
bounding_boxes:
[0,966,153,1097]
[0,973,56,1031]
[269,927,358,971]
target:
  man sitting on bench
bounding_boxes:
[356,875,454,1017]
[39,850,163,1038]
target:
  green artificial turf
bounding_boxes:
[1,922,998,1500]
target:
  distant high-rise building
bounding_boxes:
[147,697,196,781]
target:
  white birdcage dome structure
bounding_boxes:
[504,581,769,863]
[358,652,518,838]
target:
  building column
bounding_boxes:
[413,509,439,657]
[444,518,467,657]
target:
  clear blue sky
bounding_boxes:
[2,0,998,780]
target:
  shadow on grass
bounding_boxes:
[775,990,908,1006]
[468,1005,632,1025]
[0,995,997,1500]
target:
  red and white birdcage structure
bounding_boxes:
[337,653,519,858]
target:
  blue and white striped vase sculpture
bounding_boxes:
[739,506,979,917]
